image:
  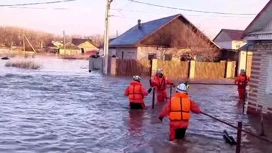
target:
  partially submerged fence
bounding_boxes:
[157,60,189,79]
[110,58,236,79]
[195,61,226,79]
[150,86,272,153]
[111,58,150,76]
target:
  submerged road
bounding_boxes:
[0,57,271,153]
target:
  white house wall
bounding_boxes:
[109,48,117,56]
[266,55,272,94]
[115,48,137,59]
[247,47,272,115]
[257,50,272,114]
[232,41,246,50]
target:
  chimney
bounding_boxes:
[138,19,141,29]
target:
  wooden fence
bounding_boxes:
[157,60,189,79]
[110,58,236,79]
[195,61,226,79]
[113,59,150,76]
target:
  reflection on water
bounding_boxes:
[0,56,271,153]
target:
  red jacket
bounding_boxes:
[235,74,250,89]
[159,93,201,128]
[124,81,148,103]
[150,75,173,91]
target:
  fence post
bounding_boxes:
[187,60,191,78]
[260,107,265,136]
[236,121,242,153]
[151,59,158,76]
[169,86,173,98]
[149,59,153,77]
[189,60,196,79]
[89,56,93,72]
[225,61,235,78]
[110,58,117,76]
[152,87,155,109]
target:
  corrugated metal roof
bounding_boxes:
[109,14,180,47]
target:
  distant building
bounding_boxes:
[243,0,272,116]
[213,29,253,76]
[59,42,81,55]
[108,14,220,61]
[72,38,98,54]
[45,41,63,53]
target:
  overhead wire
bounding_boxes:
[128,0,257,16]
[8,6,68,10]
[0,0,76,7]
[111,8,255,18]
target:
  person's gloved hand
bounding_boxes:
[171,83,175,87]
[148,88,152,93]
[159,116,163,122]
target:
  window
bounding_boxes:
[148,53,157,60]
[121,51,124,59]
[164,54,172,61]
[267,55,272,94]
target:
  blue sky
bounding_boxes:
[0,0,269,38]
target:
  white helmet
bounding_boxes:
[156,69,163,75]
[133,75,141,81]
[240,69,246,74]
[176,83,188,93]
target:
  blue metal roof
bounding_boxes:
[109,14,180,47]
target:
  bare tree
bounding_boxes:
[138,18,220,61]
[0,26,104,51]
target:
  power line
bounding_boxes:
[0,0,76,7]
[111,8,254,18]
[8,6,68,10]
[128,0,257,16]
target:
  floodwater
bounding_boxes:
[0,56,271,153]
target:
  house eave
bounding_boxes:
[244,32,272,41]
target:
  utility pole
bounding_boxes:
[63,30,66,55]
[103,0,113,74]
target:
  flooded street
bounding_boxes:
[0,56,271,153]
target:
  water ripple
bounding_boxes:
[0,57,271,153]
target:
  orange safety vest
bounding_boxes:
[128,83,144,102]
[169,94,191,121]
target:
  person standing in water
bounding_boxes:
[159,83,201,142]
[124,76,152,109]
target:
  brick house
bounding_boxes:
[243,0,272,116]
[109,14,220,61]
[213,29,253,76]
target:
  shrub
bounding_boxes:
[5,60,41,70]
[59,54,89,60]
